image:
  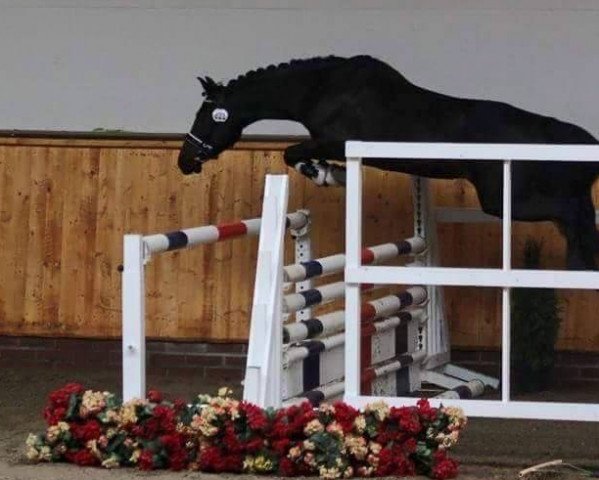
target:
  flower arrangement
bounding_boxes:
[26,383,466,479]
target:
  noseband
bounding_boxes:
[184,132,214,158]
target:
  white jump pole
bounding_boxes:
[501,159,512,403]
[344,156,363,400]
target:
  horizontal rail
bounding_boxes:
[283,281,374,313]
[346,266,599,290]
[435,380,485,399]
[144,210,309,255]
[362,351,427,381]
[283,237,425,283]
[283,351,427,408]
[284,283,427,315]
[283,307,426,344]
[283,380,346,407]
[345,141,599,162]
[361,287,427,320]
[285,313,424,366]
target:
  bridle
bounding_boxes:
[184,131,214,157]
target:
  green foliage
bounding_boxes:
[511,239,562,392]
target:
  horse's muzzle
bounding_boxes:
[178,138,214,174]
[178,152,205,174]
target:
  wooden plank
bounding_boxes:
[22,147,48,333]
[91,148,121,336]
[2,146,32,335]
[58,148,91,335]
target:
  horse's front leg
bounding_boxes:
[283,140,346,186]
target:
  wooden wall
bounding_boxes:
[1,136,598,351]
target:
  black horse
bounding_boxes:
[178,55,599,270]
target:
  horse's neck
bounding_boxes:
[237,66,424,132]
[237,74,322,125]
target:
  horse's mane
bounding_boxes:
[226,55,347,90]
[200,55,414,99]
[202,55,380,99]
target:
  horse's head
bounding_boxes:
[178,77,244,174]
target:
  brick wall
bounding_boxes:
[0,336,247,382]
[451,349,599,386]
[2,335,599,387]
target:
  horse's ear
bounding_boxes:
[197,76,209,90]
[197,76,222,98]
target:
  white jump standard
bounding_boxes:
[121,175,309,402]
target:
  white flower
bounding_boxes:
[303,419,324,435]
[101,455,121,469]
[354,415,366,433]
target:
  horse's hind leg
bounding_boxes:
[474,179,598,270]
[556,195,598,270]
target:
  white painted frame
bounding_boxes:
[344,141,599,421]
[122,175,290,403]
[243,175,289,407]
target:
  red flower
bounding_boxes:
[299,403,317,423]
[48,383,84,409]
[332,401,359,433]
[199,446,243,473]
[223,453,243,472]
[281,404,300,418]
[43,406,67,426]
[140,418,161,439]
[270,418,290,438]
[168,448,189,471]
[271,402,316,438]
[65,449,99,466]
[138,450,155,470]
[402,437,418,454]
[151,405,176,433]
[432,457,459,479]
[376,447,416,477]
[199,446,221,471]
[223,426,242,453]
[271,438,291,456]
[173,398,187,412]
[245,437,263,453]
[240,402,268,430]
[160,433,185,451]
[278,457,298,476]
[417,398,438,422]
[375,423,397,445]
[375,447,394,475]
[147,389,163,403]
[390,406,422,435]
[71,420,102,442]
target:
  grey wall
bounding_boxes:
[1,0,598,136]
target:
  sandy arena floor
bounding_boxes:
[1,365,599,480]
